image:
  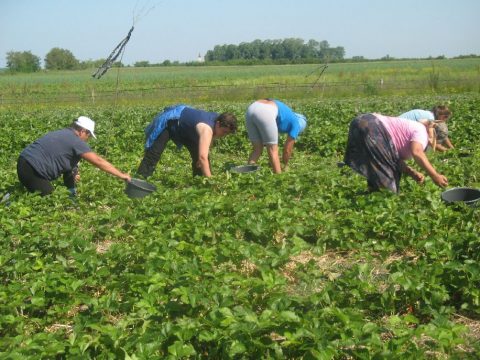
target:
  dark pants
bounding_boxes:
[137,129,170,178]
[137,128,208,178]
[17,156,75,196]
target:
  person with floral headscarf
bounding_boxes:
[344,113,448,193]
[245,99,307,173]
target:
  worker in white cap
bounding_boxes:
[17,116,131,196]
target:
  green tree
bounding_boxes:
[282,38,304,60]
[322,47,345,61]
[134,61,150,67]
[270,40,286,60]
[204,38,345,63]
[78,59,106,70]
[6,51,41,73]
[44,47,79,70]
[302,39,320,58]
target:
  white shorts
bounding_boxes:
[245,101,279,145]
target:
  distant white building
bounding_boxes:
[196,53,205,63]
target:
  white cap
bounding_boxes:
[75,116,96,138]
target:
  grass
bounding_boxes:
[1,58,479,105]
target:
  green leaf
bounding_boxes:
[228,340,247,357]
[279,311,300,323]
[167,341,196,358]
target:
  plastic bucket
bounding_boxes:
[125,178,157,198]
[229,164,260,173]
[441,187,480,207]
[455,148,472,158]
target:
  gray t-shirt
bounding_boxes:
[20,128,91,180]
[435,122,449,142]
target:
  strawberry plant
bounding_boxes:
[1,94,479,358]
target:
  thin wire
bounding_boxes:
[114,45,128,106]
[305,64,328,77]
[92,0,160,80]
[92,26,134,79]
[308,64,329,88]
[95,0,161,107]
[134,0,159,24]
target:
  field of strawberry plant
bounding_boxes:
[1,93,479,358]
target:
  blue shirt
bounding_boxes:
[173,107,218,145]
[273,100,303,139]
[399,109,434,122]
[20,128,91,180]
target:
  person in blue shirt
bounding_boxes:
[17,116,131,196]
[245,99,307,173]
[399,105,454,151]
[137,105,237,178]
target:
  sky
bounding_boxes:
[1,0,480,68]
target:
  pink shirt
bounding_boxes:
[374,113,428,159]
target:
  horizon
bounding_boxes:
[1,46,478,71]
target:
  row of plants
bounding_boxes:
[0,94,479,358]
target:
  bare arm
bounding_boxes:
[282,135,296,167]
[410,141,448,187]
[443,137,454,149]
[81,152,131,182]
[196,123,214,177]
[434,143,449,152]
[399,160,424,184]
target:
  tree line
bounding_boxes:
[4,48,122,73]
[4,38,480,73]
[3,38,345,73]
[205,38,345,63]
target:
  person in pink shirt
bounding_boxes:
[344,113,448,193]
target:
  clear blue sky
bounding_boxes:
[1,0,479,67]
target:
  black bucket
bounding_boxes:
[455,148,472,158]
[125,178,157,198]
[229,164,260,173]
[441,187,480,207]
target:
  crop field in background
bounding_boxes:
[0,62,480,358]
[1,58,479,104]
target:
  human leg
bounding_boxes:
[246,103,264,163]
[248,142,264,164]
[245,101,278,170]
[266,144,281,173]
[63,169,76,189]
[63,168,77,196]
[17,156,54,196]
[137,130,170,178]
